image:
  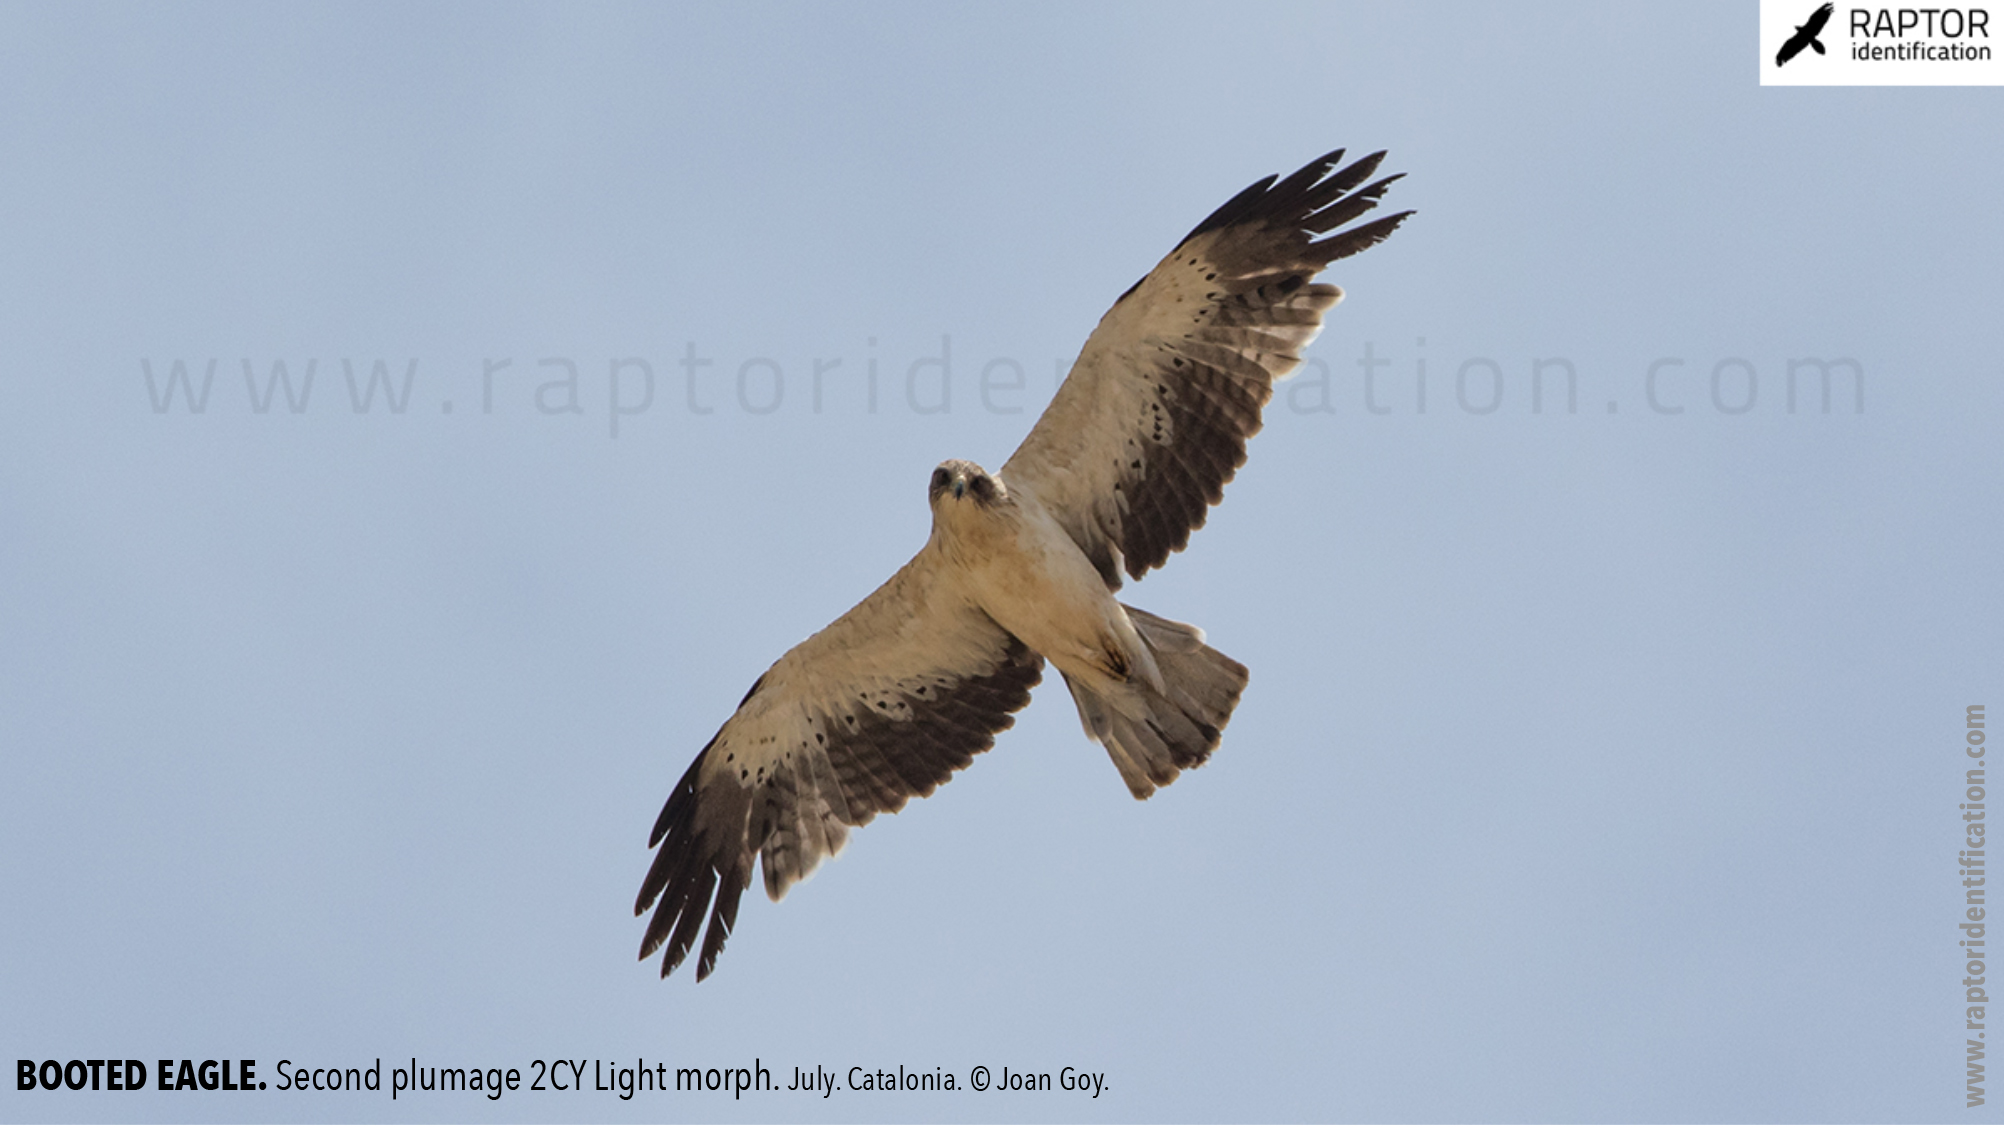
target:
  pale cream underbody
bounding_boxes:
[928,467,1164,704]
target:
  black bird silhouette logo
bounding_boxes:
[1776,2,1835,66]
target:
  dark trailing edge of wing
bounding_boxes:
[817,640,1041,823]
[1105,150,1412,580]
[636,639,1044,982]
[1114,346,1272,578]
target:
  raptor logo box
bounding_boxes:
[1761,1,2004,83]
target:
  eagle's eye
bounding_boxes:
[930,468,951,492]
[970,475,995,499]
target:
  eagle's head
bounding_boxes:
[928,459,1008,511]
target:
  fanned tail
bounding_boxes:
[1063,605,1249,799]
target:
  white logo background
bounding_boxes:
[1761,0,2004,84]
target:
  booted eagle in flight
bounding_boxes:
[637,148,1412,980]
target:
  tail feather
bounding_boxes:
[1064,605,1249,799]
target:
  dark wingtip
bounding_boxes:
[1266,147,1346,201]
[1175,148,1409,254]
[1181,172,1281,244]
[1312,208,1416,264]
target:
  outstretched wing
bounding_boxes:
[635,547,1043,981]
[1804,2,1833,36]
[1003,149,1411,587]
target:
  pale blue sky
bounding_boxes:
[3,3,2000,1122]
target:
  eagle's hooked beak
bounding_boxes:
[952,476,966,500]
